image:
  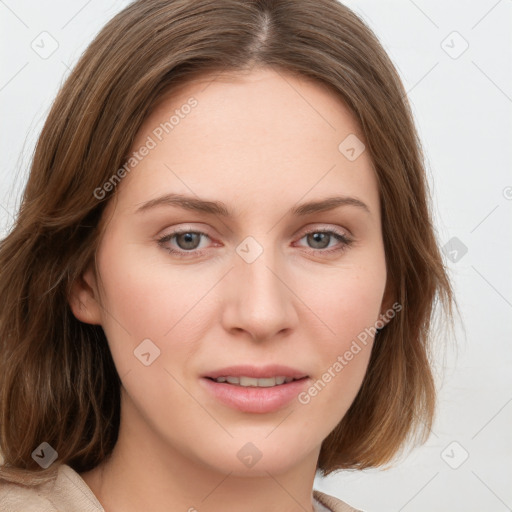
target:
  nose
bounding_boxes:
[221,243,298,342]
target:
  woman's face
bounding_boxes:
[75,67,389,477]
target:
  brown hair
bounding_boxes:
[0,0,455,485]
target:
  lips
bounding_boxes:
[203,364,308,380]
[200,374,310,414]
[200,364,310,413]
[211,376,298,387]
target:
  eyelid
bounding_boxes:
[157,223,354,258]
[297,223,351,239]
[294,226,353,253]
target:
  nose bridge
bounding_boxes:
[226,233,296,339]
[237,234,285,306]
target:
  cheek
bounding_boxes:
[96,226,386,383]
[94,234,216,373]
[298,258,386,347]
[336,272,385,339]
[293,260,386,413]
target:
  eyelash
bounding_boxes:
[157,227,353,259]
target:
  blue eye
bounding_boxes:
[296,229,353,254]
[157,228,353,258]
[158,230,209,258]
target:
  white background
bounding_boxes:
[1,1,511,511]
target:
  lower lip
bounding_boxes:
[200,377,310,413]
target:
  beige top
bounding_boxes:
[0,463,362,512]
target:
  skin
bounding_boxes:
[70,67,391,512]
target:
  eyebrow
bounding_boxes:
[135,193,371,217]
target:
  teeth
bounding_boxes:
[213,376,297,387]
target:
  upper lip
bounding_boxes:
[203,365,309,380]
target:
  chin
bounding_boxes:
[196,439,311,477]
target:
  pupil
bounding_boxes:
[309,232,329,249]
[179,232,199,249]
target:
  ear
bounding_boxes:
[68,264,103,325]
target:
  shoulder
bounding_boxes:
[313,489,365,512]
[0,469,57,511]
[0,464,104,512]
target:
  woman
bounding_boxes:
[0,1,454,511]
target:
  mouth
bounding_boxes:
[200,365,310,413]
[203,364,309,384]
[205,376,307,387]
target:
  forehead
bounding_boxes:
[109,67,379,221]
[148,67,363,142]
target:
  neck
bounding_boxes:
[80,392,321,512]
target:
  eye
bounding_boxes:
[157,227,353,258]
[295,228,353,255]
[157,229,211,258]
